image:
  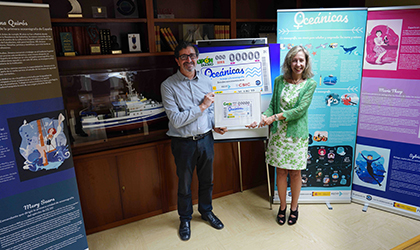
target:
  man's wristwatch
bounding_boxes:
[274,114,279,121]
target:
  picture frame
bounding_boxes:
[214,92,261,128]
[128,33,141,52]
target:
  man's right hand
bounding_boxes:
[199,92,215,112]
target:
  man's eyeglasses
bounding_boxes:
[178,53,197,60]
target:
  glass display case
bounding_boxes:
[60,68,174,154]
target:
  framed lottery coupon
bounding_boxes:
[214,92,261,128]
[196,46,272,95]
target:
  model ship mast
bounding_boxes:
[122,71,143,102]
[126,77,141,101]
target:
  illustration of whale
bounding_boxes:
[340,45,357,54]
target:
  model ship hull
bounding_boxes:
[81,107,166,132]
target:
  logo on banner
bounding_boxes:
[293,11,349,29]
[197,56,214,66]
[203,67,245,79]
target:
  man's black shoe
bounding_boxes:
[201,212,224,230]
[179,221,191,241]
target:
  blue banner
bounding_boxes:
[0,2,88,249]
[276,8,367,203]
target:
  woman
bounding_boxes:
[373,30,387,64]
[247,45,316,225]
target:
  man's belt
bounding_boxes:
[176,130,212,141]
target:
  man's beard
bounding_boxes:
[183,62,195,72]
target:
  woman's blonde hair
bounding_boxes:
[281,45,314,80]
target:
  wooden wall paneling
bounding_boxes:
[160,141,178,211]
[73,155,123,230]
[145,0,156,52]
[117,146,163,219]
[70,129,169,156]
[156,142,169,213]
[230,0,236,38]
[212,142,237,197]
[239,140,267,190]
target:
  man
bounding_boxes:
[161,41,227,241]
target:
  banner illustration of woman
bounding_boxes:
[355,150,386,186]
[19,113,71,172]
[365,25,399,65]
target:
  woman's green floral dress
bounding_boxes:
[266,80,308,170]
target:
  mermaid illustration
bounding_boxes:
[373,30,388,64]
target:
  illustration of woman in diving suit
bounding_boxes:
[360,152,384,186]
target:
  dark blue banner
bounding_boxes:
[0,2,88,249]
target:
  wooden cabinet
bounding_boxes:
[117,146,163,218]
[73,154,123,230]
[74,142,164,233]
[73,139,266,234]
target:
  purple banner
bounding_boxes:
[357,77,420,146]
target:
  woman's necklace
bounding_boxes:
[292,78,302,85]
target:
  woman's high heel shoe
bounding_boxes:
[288,206,299,225]
[276,205,287,225]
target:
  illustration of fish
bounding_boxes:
[329,43,338,48]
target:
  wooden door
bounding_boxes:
[73,155,123,230]
[117,146,163,219]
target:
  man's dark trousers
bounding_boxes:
[171,133,214,222]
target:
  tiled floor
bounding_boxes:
[87,185,420,250]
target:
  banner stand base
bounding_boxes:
[326,202,333,210]
[362,203,369,212]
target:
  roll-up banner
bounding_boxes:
[353,6,420,220]
[276,8,367,203]
[0,2,89,249]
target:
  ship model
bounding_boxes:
[80,73,166,132]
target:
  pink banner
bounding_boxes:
[362,8,420,80]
